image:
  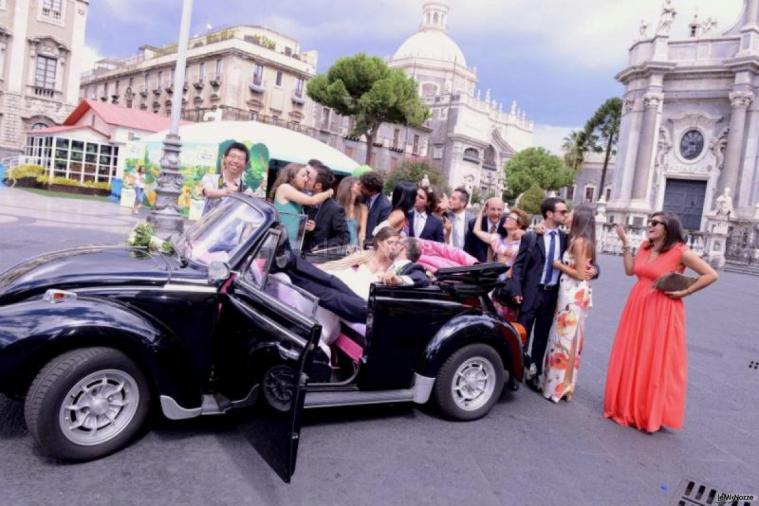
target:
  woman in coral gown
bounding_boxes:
[604,212,718,433]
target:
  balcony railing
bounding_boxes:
[249,77,264,94]
[209,74,222,87]
[193,79,204,90]
[291,89,305,105]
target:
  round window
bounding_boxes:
[679,130,704,160]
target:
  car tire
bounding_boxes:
[24,347,151,461]
[434,344,504,421]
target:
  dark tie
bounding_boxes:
[543,231,557,285]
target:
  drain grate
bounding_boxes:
[673,478,754,506]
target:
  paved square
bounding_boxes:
[0,186,757,505]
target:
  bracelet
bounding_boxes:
[622,245,631,253]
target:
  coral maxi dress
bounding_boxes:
[604,242,687,432]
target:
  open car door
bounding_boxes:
[225,230,322,483]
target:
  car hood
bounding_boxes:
[0,245,174,303]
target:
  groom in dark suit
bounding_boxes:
[510,197,570,391]
[408,187,444,242]
[359,171,391,247]
[302,164,349,251]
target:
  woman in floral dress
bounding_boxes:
[541,205,596,403]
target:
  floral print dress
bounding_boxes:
[541,250,593,402]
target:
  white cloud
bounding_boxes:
[80,44,103,72]
[533,124,579,155]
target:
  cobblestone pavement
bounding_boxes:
[0,185,757,506]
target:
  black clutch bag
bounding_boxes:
[653,272,697,292]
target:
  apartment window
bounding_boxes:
[566,185,575,201]
[114,80,120,95]
[35,55,56,90]
[41,0,63,22]
[103,82,108,98]
[144,72,150,90]
[275,71,283,87]
[198,62,205,81]
[295,77,304,96]
[393,128,400,149]
[215,58,223,77]
[284,47,292,56]
[412,134,420,155]
[584,185,595,202]
[605,186,612,201]
[253,63,263,85]
[128,77,133,88]
[157,71,162,88]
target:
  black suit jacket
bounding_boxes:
[303,199,350,251]
[398,262,430,288]
[408,211,445,242]
[509,230,568,314]
[364,193,391,246]
[464,216,505,263]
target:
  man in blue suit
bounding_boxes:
[359,171,391,247]
[408,187,444,242]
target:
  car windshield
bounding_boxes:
[178,198,265,266]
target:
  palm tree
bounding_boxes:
[583,98,622,201]
[562,130,589,172]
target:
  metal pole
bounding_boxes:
[148,0,194,237]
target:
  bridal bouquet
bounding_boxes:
[127,222,174,254]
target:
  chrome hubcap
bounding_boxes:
[451,357,496,411]
[58,369,140,446]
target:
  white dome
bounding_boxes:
[392,30,467,66]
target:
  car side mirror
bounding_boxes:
[208,260,231,284]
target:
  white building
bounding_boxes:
[0,0,90,160]
[389,0,533,196]
[609,0,759,230]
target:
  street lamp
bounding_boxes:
[148,0,194,237]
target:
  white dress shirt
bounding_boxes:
[449,211,466,248]
[413,211,427,238]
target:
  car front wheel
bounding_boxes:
[24,347,151,461]
[434,344,504,421]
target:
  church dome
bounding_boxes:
[393,30,467,66]
[392,0,467,66]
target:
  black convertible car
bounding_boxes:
[0,195,523,482]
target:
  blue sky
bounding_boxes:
[86,0,741,152]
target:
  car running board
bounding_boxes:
[304,388,416,409]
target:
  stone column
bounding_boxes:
[632,92,662,200]
[722,91,754,199]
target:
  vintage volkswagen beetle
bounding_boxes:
[0,195,523,482]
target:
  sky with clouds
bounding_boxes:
[86,0,742,153]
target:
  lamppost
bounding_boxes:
[148,0,194,237]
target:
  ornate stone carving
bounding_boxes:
[701,17,717,34]
[656,0,677,36]
[639,19,649,39]
[623,97,635,114]
[655,127,672,170]
[729,91,754,109]
[643,93,663,109]
[714,187,734,217]
[709,127,728,172]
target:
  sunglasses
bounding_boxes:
[647,219,666,227]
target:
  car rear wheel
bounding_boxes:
[434,344,504,421]
[24,347,150,461]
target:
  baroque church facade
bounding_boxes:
[609,0,759,234]
[388,1,533,197]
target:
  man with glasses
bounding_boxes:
[510,197,578,392]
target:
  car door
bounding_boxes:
[224,229,322,483]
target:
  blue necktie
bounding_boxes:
[543,231,557,285]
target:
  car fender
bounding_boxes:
[0,297,202,407]
[416,313,523,380]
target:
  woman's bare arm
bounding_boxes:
[665,248,718,299]
[277,184,333,206]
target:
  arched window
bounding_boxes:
[31,122,48,130]
[421,82,437,97]
[483,145,496,169]
[463,147,480,163]
[433,12,439,24]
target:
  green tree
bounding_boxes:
[562,129,590,172]
[518,184,545,215]
[307,53,430,164]
[383,160,447,194]
[504,147,575,196]
[583,97,622,201]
